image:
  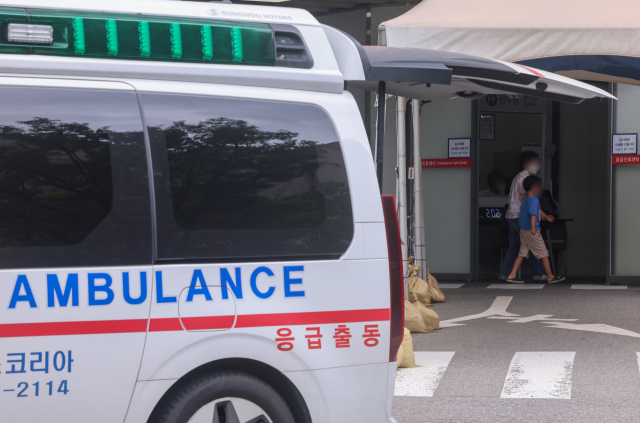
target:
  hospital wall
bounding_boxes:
[612,84,640,276]
[420,99,472,275]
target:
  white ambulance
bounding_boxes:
[0,1,612,422]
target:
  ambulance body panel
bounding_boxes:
[284,363,393,423]
[0,71,392,422]
[0,266,152,422]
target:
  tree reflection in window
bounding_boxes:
[0,117,113,247]
[145,94,354,260]
[158,117,328,231]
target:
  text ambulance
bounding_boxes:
[0,1,612,422]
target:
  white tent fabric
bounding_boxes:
[380,0,640,85]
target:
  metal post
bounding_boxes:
[375,81,386,190]
[412,99,426,280]
[396,97,408,290]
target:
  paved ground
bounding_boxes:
[392,281,640,423]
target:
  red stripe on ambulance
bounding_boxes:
[235,308,390,328]
[0,308,390,338]
[0,318,148,338]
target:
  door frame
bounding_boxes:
[472,103,549,281]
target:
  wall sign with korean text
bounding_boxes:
[422,158,471,168]
[448,138,471,158]
[612,155,640,165]
[613,133,637,155]
[612,133,639,165]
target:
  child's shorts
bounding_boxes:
[519,228,549,259]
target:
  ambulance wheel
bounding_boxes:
[149,370,295,423]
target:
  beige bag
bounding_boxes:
[404,300,428,333]
[407,257,431,306]
[427,268,445,303]
[398,327,418,368]
[396,344,405,368]
[414,301,440,332]
[428,269,441,290]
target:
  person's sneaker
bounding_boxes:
[547,276,565,284]
[498,275,508,281]
[532,275,547,282]
[505,277,524,284]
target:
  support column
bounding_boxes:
[396,97,408,291]
[375,81,386,190]
[412,99,426,280]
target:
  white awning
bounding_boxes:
[322,24,614,103]
[380,0,640,85]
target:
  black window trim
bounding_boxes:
[137,91,159,264]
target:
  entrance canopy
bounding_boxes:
[380,0,640,86]
[322,25,614,103]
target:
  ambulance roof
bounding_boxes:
[0,0,320,27]
[0,0,344,93]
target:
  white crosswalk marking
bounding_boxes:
[395,352,455,397]
[501,352,576,399]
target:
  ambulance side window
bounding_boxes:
[142,93,354,262]
[0,87,152,268]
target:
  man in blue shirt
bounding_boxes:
[506,176,564,284]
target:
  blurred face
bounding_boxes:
[491,176,507,193]
[532,184,543,197]
[525,158,541,175]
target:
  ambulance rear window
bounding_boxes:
[0,87,152,268]
[142,94,354,262]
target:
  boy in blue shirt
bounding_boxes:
[506,176,564,284]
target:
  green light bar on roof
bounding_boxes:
[0,8,276,66]
[72,18,85,55]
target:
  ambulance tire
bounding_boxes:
[149,370,296,423]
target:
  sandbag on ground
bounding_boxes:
[427,268,445,303]
[413,301,440,332]
[398,328,419,368]
[396,344,405,368]
[407,256,431,306]
[404,300,428,333]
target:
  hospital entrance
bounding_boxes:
[418,84,613,284]
[476,86,609,282]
